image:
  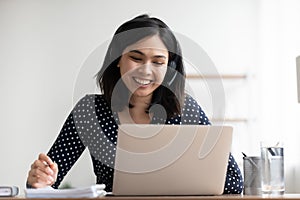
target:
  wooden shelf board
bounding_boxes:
[186,74,247,79]
[210,118,248,123]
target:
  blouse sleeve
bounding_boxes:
[47,97,89,188]
[223,154,244,194]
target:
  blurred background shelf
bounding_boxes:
[210,118,248,123]
[186,74,247,80]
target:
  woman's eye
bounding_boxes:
[153,62,165,66]
[130,56,142,61]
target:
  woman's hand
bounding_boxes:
[27,153,58,188]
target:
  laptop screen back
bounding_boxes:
[112,124,233,195]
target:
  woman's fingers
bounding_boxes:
[29,167,55,184]
[27,153,58,188]
[50,162,58,182]
[38,153,54,166]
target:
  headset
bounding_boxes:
[167,60,177,86]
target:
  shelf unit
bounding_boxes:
[186,74,247,80]
[186,74,249,123]
[210,118,248,123]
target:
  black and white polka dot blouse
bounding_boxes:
[46,94,243,194]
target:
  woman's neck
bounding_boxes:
[129,94,151,111]
[118,94,152,124]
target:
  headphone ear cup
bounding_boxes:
[169,61,177,69]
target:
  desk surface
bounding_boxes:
[4,194,300,200]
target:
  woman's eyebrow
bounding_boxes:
[154,55,167,59]
[129,50,167,59]
[129,50,144,55]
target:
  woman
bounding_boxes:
[26,14,243,194]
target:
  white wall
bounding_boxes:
[257,0,300,192]
[1,0,300,194]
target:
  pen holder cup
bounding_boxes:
[243,156,261,195]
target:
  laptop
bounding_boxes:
[112,124,233,195]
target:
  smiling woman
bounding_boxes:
[118,35,169,124]
[97,16,186,120]
[26,14,244,194]
[118,43,168,123]
[119,36,168,92]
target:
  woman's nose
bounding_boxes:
[138,62,152,75]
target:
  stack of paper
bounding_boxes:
[25,184,106,198]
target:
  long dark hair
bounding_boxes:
[96,14,185,119]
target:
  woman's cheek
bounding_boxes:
[154,67,167,84]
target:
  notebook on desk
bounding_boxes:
[112,124,233,195]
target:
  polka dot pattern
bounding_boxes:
[46,94,243,193]
[47,113,86,189]
[223,154,244,194]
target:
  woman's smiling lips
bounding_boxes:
[133,77,153,86]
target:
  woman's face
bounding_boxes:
[118,35,169,98]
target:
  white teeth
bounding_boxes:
[133,77,151,85]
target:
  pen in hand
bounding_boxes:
[27,153,58,188]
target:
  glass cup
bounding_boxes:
[260,141,284,195]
